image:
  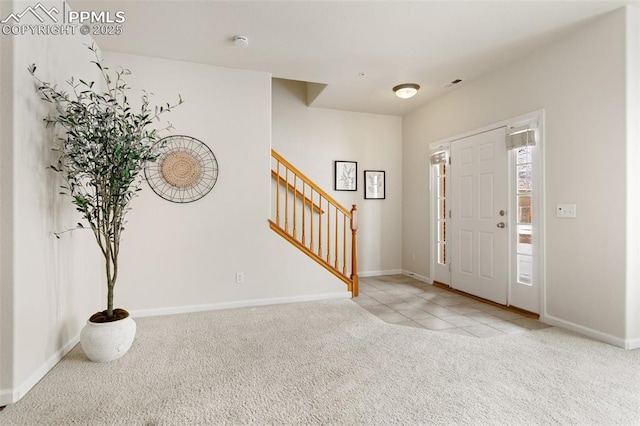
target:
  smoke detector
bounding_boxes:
[233,35,249,48]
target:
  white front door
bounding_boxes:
[450,127,508,304]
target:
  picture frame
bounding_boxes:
[334,161,357,191]
[364,170,385,200]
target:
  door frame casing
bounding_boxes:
[428,110,545,319]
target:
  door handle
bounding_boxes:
[497,222,506,228]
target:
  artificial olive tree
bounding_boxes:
[29,44,182,321]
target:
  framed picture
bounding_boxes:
[334,161,357,191]
[364,170,385,199]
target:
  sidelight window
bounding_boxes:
[507,126,536,287]
[431,151,448,266]
[516,146,533,285]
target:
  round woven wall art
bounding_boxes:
[144,135,218,203]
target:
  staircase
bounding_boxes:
[270,150,358,297]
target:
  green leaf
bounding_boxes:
[28,43,182,286]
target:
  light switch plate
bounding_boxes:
[557,204,576,218]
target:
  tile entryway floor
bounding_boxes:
[355,275,550,338]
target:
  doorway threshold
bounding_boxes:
[432,281,539,319]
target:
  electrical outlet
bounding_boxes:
[412,252,416,261]
[236,272,244,283]
[557,204,577,218]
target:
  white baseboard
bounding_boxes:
[543,313,628,349]
[0,388,15,407]
[1,333,80,406]
[402,270,433,284]
[359,269,403,278]
[130,291,352,319]
[625,338,640,350]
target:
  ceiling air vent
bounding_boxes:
[444,79,463,88]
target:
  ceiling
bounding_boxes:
[68,0,634,116]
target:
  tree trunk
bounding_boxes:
[105,242,116,318]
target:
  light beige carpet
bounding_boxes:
[2,299,639,425]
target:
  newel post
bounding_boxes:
[350,204,359,297]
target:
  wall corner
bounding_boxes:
[0,0,16,403]
[625,4,640,342]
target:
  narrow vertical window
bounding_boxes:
[516,146,533,285]
[435,158,448,266]
[506,119,541,314]
[431,147,451,286]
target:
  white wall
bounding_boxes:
[625,5,640,344]
[4,36,356,405]
[403,8,631,343]
[2,0,102,404]
[103,53,347,316]
[0,0,15,404]
[272,79,403,275]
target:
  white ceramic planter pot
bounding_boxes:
[80,316,137,362]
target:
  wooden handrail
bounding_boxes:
[271,170,324,214]
[270,149,358,297]
[272,149,351,216]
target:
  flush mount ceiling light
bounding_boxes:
[393,83,420,99]
[233,35,249,47]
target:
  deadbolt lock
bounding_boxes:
[499,210,506,216]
